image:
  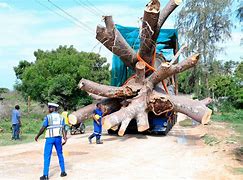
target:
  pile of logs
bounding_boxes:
[68,0,212,136]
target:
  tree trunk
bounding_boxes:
[135,62,146,84]
[148,53,200,86]
[139,0,160,65]
[96,16,137,69]
[168,95,212,124]
[79,78,142,98]
[153,0,182,41]
[69,98,122,125]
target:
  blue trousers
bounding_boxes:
[43,137,65,176]
[12,124,20,140]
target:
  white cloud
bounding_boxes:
[0,2,11,9]
[217,31,242,61]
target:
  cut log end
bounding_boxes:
[137,125,150,132]
[201,109,212,125]
[145,0,160,13]
[174,0,182,5]
[103,120,112,130]
[110,125,119,131]
[78,81,84,89]
[118,129,125,136]
[136,61,146,70]
[191,53,200,62]
[68,114,78,125]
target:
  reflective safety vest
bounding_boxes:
[45,113,64,138]
[61,111,70,126]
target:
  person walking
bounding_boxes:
[35,103,67,180]
[88,103,105,144]
[11,105,21,140]
[61,106,71,132]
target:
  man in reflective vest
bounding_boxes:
[35,103,67,180]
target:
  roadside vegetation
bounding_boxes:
[0,91,45,146]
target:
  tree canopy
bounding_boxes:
[176,0,232,62]
[14,45,110,109]
[176,0,233,97]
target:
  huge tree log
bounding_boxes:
[148,91,212,124]
[79,78,142,98]
[148,53,200,86]
[103,87,150,136]
[96,16,137,69]
[153,0,182,41]
[71,0,213,137]
[68,98,122,125]
[139,0,160,65]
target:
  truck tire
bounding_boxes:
[80,124,86,134]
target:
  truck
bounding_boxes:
[108,25,179,135]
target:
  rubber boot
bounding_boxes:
[88,133,95,144]
[40,175,49,180]
[60,172,67,177]
[96,136,103,144]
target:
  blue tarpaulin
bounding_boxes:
[111,24,178,87]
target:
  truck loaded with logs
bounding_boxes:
[68,0,212,136]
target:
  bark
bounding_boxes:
[68,98,122,125]
[168,95,212,124]
[88,93,106,100]
[139,0,160,64]
[169,44,187,65]
[103,87,150,136]
[148,91,212,124]
[148,53,200,86]
[96,16,137,69]
[79,78,142,98]
[103,89,212,136]
[153,0,182,41]
[199,97,213,106]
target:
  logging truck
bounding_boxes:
[68,0,212,137]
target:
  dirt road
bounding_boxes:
[0,116,242,180]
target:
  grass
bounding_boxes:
[83,118,93,127]
[212,108,243,144]
[0,116,44,146]
[202,134,221,146]
[226,166,243,175]
[0,133,40,146]
[179,119,193,127]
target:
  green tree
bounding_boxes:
[14,60,33,80]
[15,45,110,109]
[235,60,243,80]
[176,0,233,97]
[233,61,243,108]
[177,0,232,62]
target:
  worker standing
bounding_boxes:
[11,105,21,140]
[61,106,71,132]
[35,103,67,180]
[88,103,104,144]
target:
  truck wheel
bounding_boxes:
[107,129,118,135]
[80,124,86,134]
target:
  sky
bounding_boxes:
[0,0,242,90]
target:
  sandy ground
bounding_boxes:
[0,114,242,180]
